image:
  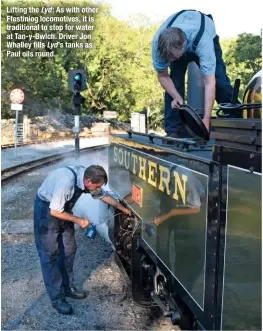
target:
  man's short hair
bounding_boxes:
[84,165,108,185]
[158,27,186,61]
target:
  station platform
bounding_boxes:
[1,137,109,170]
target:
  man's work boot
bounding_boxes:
[65,286,87,299]
[52,299,73,315]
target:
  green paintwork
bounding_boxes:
[222,166,261,330]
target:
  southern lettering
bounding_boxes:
[113,146,188,205]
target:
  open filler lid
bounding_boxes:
[179,104,210,141]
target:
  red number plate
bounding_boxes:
[132,184,143,207]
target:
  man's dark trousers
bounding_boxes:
[34,195,76,302]
[164,35,234,134]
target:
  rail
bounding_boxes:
[2,144,109,182]
[1,136,100,150]
[127,130,199,145]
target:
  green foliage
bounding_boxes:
[234,33,262,72]
[221,33,262,99]
[1,1,262,129]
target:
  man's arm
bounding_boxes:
[101,195,131,216]
[202,74,216,130]
[153,207,201,226]
[50,209,90,228]
[157,69,183,107]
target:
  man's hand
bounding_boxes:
[78,218,90,229]
[157,70,182,106]
[153,217,162,225]
[50,209,91,227]
[101,194,132,216]
[202,117,210,131]
[122,208,132,216]
[171,95,183,109]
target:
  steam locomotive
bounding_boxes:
[107,67,262,330]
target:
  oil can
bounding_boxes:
[84,224,97,239]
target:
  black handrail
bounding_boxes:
[127,130,198,146]
[216,102,262,117]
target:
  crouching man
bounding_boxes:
[34,165,131,315]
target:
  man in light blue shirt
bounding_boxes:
[152,9,235,137]
[34,165,131,315]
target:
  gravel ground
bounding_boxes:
[2,232,175,330]
[1,149,178,331]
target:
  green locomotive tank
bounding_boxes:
[107,69,262,330]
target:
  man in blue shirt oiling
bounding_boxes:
[152,10,234,137]
[34,165,131,315]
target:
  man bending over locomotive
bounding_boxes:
[34,165,131,315]
[152,9,235,137]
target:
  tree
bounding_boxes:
[222,33,262,99]
[1,0,261,128]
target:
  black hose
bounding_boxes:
[216,103,262,117]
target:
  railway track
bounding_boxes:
[1,144,109,182]
[1,141,177,330]
[1,136,100,150]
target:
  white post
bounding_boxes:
[14,109,18,156]
[74,114,80,158]
[74,115,80,130]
